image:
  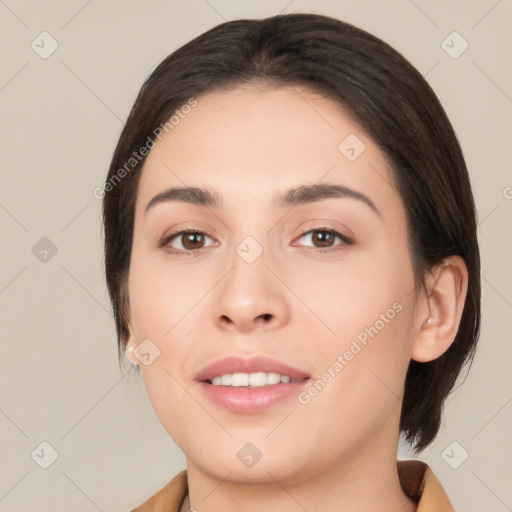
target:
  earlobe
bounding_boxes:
[123,296,139,366]
[423,317,435,327]
[126,344,139,366]
[411,255,469,363]
[125,325,140,366]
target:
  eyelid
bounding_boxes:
[291,219,354,244]
[291,226,354,250]
[157,223,218,252]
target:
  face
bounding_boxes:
[126,85,420,485]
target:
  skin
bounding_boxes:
[125,85,468,512]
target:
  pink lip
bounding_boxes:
[195,356,310,414]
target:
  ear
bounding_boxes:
[124,306,140,367]
[411,255,468,362]
[126,333,140,367]
[120,284,140,366]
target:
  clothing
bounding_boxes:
[131,459,455,511]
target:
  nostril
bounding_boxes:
[221,315,233,324]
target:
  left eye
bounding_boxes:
[163,230,216,252]
[293,228,352,250]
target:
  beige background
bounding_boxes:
[1,0,511,510]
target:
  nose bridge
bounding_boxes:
[211,224,290,332]
[226,205,272,282]
[226,232,272,305]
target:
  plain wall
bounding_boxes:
[0,0,511,510]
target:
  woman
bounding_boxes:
[102,13,480,511]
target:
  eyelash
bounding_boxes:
[158,226,354,256]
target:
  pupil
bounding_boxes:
[314,231,333,247]
[184,232,203,249]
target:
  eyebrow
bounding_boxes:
[277,183,380,216]
[145,186,219,213]
[144,183,381,217]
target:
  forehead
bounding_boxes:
[135,85,403,222]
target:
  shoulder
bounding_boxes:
[130,470,188,512]
[398,459,455,511]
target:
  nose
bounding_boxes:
[211,248,291,333]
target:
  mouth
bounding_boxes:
[205,371,305,387]
[195,356,310,413]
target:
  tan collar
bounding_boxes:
[131,459,454,511]
[397,460,455,511]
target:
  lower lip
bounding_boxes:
[198,380,310,413]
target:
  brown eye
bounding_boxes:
[181,231,206,250]
[162,230,215,252]
[294,228,353,250]
[311,230,336,248]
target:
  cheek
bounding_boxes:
[126,244,211,400]
[127,241,207,340]
[295,301,414,453]
[128,261,202,444]
[293,245,415,409]
[285,244,412,345]
[137,364,212,465]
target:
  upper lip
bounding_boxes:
[195,356,310,382]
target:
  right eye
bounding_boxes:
[159,229,217,254]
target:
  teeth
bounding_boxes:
[209,372,297,387]
[249,372,266,387]
[232,373,249,386]
[266,372,281,385]
[221,374,232,385]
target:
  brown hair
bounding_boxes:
[102,13,480,452]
